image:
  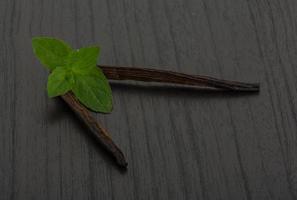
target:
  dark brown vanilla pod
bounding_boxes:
[61,92,128,169]
[99,65,259,92]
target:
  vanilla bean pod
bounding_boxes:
[99,65,259,92]
[61,92,127,168]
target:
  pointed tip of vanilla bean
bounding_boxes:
[116,157,128,169]
[247,84,260,92]
[228,82,260,92]
[112,147,128,169]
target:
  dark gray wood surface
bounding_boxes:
[1,0,297,199]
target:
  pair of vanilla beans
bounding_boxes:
[61,65,259,169]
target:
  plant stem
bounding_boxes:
[61,92,128,169]
[99,65,260,92]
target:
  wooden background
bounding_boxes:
[1,0,297,199]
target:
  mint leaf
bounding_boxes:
[69,47,100,71]
[32,37,72,70]
[47,67,74,97]
[72,67,113,113]
[66,46,113,113]
[32,36,113,113]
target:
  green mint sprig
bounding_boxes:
[32,37,112,113]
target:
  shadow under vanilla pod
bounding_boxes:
[32,37,259,169]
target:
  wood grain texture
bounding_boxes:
[0,0,297,199]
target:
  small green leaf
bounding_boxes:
[68,46,100,72]
[47,67,74,97]
[72,67,113,113]
[32,37,72,70]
